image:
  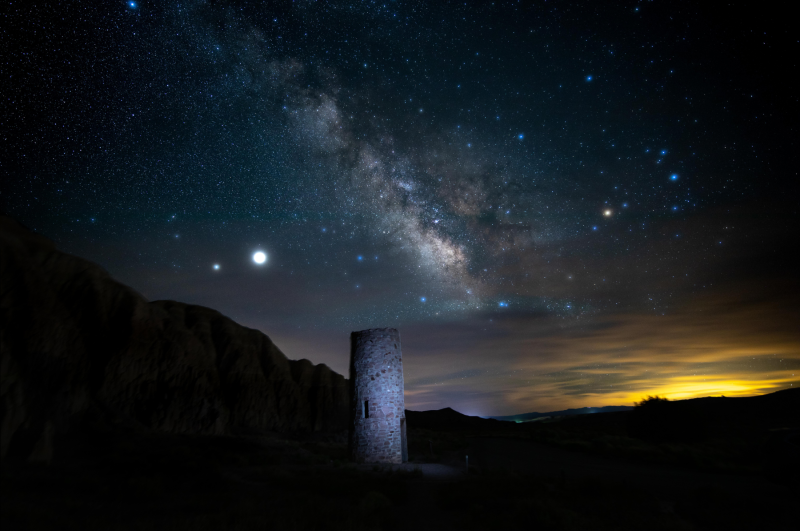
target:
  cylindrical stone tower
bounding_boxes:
[349,328,407,464]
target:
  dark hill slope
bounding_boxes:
[406,407,507,432]
[627,388,800,442]
[0,216,348,463]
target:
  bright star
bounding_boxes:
[670,174,679,181]
[518,133,524,140]
[357,255,363,261]
[129,1,137,8]
[420,297,426,302]
[603,209,612,217]
[213,264,220,271]
[586,75,593,81]
[499,302,508,307]
[253,251,267,264]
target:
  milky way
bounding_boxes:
[3,1,798,414]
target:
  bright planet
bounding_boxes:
[252,251,267,265]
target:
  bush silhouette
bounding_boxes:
[627,396,708,442]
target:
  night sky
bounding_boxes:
[3,1,798,415]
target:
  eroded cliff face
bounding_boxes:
[0,216,349,463]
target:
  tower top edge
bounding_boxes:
[351,327,399,336]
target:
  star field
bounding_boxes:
[2,1,798,414]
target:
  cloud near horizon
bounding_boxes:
[397,281,799,416]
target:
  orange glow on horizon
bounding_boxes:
[621,377,796,404]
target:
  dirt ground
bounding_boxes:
[383,436,796,530]
[466,436,786,494]
[3,432,796,530]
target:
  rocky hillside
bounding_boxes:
[0,216,349,463]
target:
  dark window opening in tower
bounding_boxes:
[364,400,369,418]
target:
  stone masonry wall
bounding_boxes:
[349,328,406,464]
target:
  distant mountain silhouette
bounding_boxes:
[408,389,799,437]
[488,405,634,423]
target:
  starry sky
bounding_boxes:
[3,0,798,415]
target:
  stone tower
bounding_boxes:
[349,328,407,464]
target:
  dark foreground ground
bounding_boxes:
[2,418,797,531]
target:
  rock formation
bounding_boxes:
[0,216,349,463]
